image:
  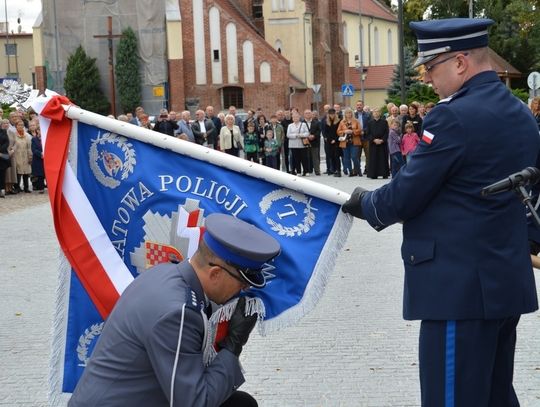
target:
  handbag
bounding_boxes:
[300,123,311,147]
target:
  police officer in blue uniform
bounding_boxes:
[69,213,280,407]
[343,18,539,406]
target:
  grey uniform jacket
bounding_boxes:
[69,261,244,406]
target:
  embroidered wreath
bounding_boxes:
[259,189,316,237]
[76,322,104,366]
[89,132,136,189]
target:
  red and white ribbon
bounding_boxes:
[35,95,134,319]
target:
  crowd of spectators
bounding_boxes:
[3,95,539,200]
[0,107,44,198]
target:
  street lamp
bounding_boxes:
[355,55,367,102]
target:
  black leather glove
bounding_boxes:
[218,297,258,357]
[341,187,369,219]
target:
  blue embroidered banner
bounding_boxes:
[35,104,350,397]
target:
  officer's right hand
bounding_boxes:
[218,297,257,357]
[342,187,369,219]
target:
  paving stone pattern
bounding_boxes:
[1,175,539,406]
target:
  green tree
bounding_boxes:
[387,47,419,101]
[386,46,439,107]
[115,27,141,114]
[64,46,110,115]
[402,0,540,80]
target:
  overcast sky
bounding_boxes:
[2,0,41,33]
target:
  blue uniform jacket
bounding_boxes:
[69,261,243,406]
[360,71,539,321]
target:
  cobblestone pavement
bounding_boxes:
[0,190,49,214]
[1,172,539,406]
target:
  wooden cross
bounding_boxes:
[93,16,123,117]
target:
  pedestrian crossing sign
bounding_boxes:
[341,84,355,97]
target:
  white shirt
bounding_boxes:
[287,121,309,149]
[198,120,206,133]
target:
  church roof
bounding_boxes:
[349,64,396,90]
[342,0,397,23]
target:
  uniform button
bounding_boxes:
[410,255,415,262]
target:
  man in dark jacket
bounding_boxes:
[303,109,322,176]
[192,109,217,148]
[153,108,178,137]
[343,18,539,406]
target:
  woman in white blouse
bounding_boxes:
[286,110,309,176]
[219,114,244,157]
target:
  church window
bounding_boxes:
[387,29,393,64]
[343,22,348,51]
[226,23,239,83]
[209,7,222,84]
[374,27,380,65]
[260,62,271,83]
[275,39,282,54]
[243,41,255,83]
[223,87,244,109]
[253,1,263,18]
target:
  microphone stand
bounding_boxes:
[516,185,540,228]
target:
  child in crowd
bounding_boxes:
[388,118,404,177]
[243,122,259,163]
[264,128,279,169]
[401,121,420,163]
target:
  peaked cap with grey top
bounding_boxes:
[203,213,281,288]
[410,18,494,68]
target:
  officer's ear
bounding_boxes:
[456,53,469,74]
[207,263,224,281]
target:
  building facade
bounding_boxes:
[1,30,35,87]
[175,0,291,114]
[341,0,398,108]
[34,0,350,115]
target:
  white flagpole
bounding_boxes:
[63,104,351,205]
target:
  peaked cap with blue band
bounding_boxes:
[203,213,281,288]
[410,18,494,68]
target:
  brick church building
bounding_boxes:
[35,0,348,114]
[172,0,348,113]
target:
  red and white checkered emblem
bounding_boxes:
[145,241,183,268]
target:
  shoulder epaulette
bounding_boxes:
[184,287,204,311]
[437,88,467,105]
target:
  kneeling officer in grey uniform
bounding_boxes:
[69,213,281,407]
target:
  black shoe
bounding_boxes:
[24,189,32,193]
[333,172,341,177]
